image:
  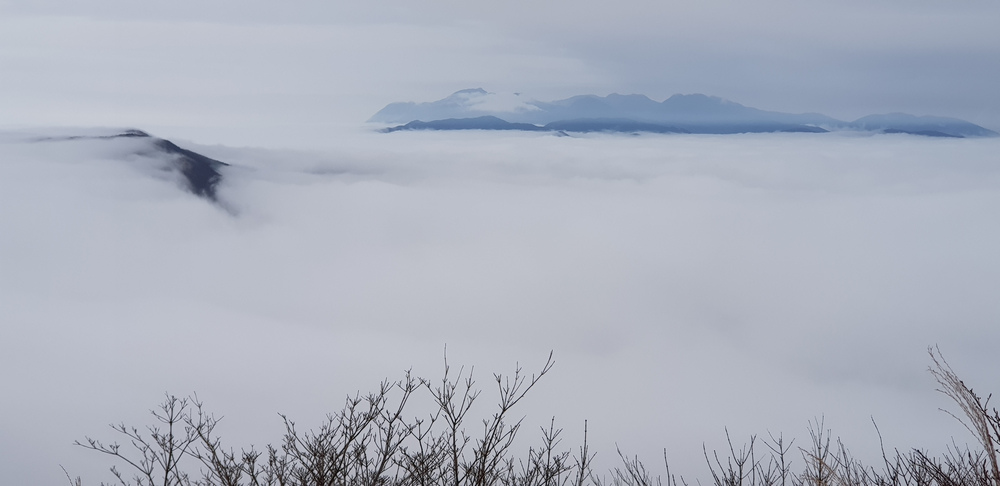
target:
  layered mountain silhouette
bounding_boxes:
[372,89,997,138]
[848,114,995,138]
[384,116,548,133]
[35,129,228,200]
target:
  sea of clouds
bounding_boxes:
[2,128,999,484]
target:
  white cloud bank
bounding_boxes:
[2,129,1000,483]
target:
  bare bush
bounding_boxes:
[74,352,569,486]
[70,347,1000,486]
[929,345,1000,486]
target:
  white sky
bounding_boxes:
[1,0,999,147]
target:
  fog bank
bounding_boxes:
[2,130,999,484]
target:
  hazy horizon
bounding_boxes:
[2,0,999,148]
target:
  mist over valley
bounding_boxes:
[3,127,999,483]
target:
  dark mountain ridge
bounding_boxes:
[34,129,228,200]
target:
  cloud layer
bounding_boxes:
[2,129,999,483]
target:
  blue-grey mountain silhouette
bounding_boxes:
[373,89,997,137]
[542,118,688,134]
[371,88,520,124]
[383,116,547,132]
[848,113,995,138]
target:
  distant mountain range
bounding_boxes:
[371,89,998,138]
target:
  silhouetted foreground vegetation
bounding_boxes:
[69,347,1000,486]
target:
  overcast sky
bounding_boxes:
[1,0,999,146]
